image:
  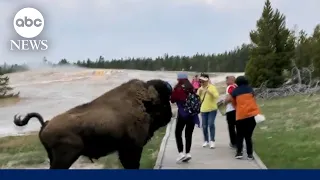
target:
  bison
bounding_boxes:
[13,79,173,169]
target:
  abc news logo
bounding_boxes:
[16,17,43,28]
[10,7,48,51]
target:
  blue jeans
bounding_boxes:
[201,110,217,142]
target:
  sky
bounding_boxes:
[0,0,319,65]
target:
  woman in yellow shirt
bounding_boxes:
[197,74,219,148]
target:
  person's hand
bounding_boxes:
[200,88,207,95]
[217,100,224,106]
[174,83,178,88]
[198,88,203,94]
[225,94,232,103]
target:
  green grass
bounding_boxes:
[254,94,320,168]
[0,127,166,169]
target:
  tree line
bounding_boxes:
[0,64,28,75]
[58,43,251,73]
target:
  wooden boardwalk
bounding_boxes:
[155,113,266,169]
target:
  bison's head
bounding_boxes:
[145,79,173,132]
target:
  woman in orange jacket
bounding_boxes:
[226,76,260,160]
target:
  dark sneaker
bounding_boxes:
[247,154,254,160]
[235,152,243,159]
[229,143,237,149]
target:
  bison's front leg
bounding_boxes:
[118,146,143,169]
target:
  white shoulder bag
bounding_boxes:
[254,114,266,124]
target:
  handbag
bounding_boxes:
[254,114,266,123]
[217,100,226,116]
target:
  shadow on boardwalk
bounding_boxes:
[156,113,266,169]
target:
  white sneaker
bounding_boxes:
[176,153,186,163]
[182,153,192,162]
[209,141,215,149]
[202,141,208,147]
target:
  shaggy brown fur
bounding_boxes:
[13,79,172,169]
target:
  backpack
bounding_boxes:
[183,92,201,116]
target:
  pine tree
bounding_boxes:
[0,74,14,97]
[245,0,295,88]
[311,25,320,77]
[295,29,313,68]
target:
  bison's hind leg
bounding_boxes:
[118,146,143,169]
[50,144,82,169]
[43,145,53,166]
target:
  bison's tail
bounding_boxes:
[14,112,45,127]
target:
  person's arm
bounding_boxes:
[250,86,255,97]
[170,88,179,103]
[231,97,237,107]
[225,94,232,103]
[224,85,236,103]
[196,88,201,96]
[206,85,219,98]
[231,90,237,107]
[170,87,185,103]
